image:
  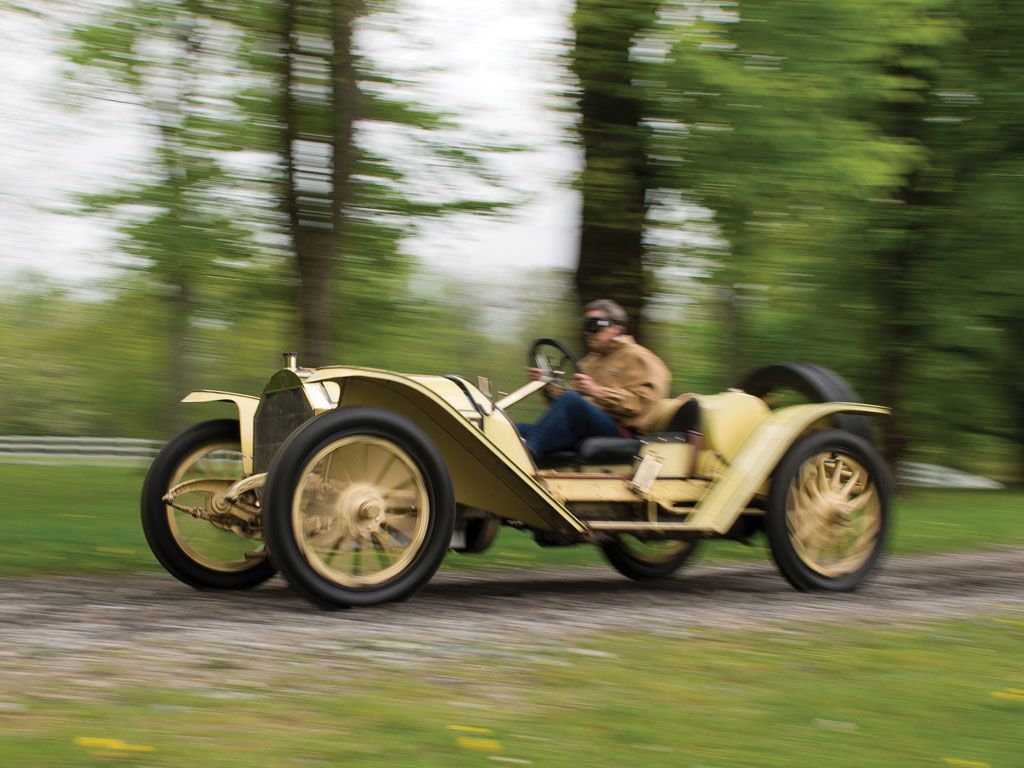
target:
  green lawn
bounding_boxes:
[1,463,1022,577]
[2,615,1022,767]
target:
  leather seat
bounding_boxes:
[535,450,579,469]
[579,436,643,464]
[534,397,701,469]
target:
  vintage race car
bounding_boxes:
[142,342,891,609]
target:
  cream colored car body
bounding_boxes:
[183,364,887,542]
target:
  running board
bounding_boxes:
[586,521,708,533]
[586,512,763,535]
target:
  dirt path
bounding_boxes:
[2,549,1022,690]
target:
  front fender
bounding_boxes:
[684,402,890,534]
[181,391,260,474]
[305,368,587,535]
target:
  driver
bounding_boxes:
[517,299,671,461]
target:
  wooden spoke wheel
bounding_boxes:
[263,407,454,609]
[141,419,275,590]
[292,436,432,588]
[767,429,890,592]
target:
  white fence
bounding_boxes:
[897,461,1004,490]
[0,436,164,466]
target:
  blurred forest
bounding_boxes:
[1,0,1022,482]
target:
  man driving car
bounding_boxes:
[517,299,671,462]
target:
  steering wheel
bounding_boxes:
[528,337,580,391]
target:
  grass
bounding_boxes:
[1,615,1022,766]
[1,463,1023,577]
[3,465,1022,766]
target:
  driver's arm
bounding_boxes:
[587,350,670,420]
[526,367,566,399]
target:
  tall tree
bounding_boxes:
[237,0,514,365]
[571,0,660,338]
[67,0,265,433]
[655,2,912,380]
[854,2,958,466]
[657,0,959,469]
[924,0,1024,481]
[277,0,361,366]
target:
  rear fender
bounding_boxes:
[684,402,889,534]
[181,391,259,474]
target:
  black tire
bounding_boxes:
[453,517,501,554]
[766,429,891,592]
[262,407,455,609]
[600,536,700,581]
[736,362,872,441]
[141,419,276,590]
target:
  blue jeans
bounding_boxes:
[517,390,620,461]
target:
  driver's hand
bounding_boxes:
[573,373,600,397]
[526,367,545,382]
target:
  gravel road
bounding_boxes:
[2,549,1022,690]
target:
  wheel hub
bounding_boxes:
[291,433,437,593]
[333,482,387,542]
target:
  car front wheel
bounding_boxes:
[262,407,455,609]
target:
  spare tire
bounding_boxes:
[735,362,873,442]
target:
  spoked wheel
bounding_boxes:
[600,535,699,581]
[766,429,890,592]
[141,419,275,589]
[262,407,455,609]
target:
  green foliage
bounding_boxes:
[47,0,523,428]
[571,0,663,332]
[648,0,1024,477]
[8,0,1022,482]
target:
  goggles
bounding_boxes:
[582,316,615,334]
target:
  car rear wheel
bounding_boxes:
[141,419,276,590]
[262,407,455,608]
[736,362,872,441]
[766,429,890,592]
[600,536,699,581]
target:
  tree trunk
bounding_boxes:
[870,51,939,470]
[1015,394,1024,486]
[332,0,359,229]
[281,0,329,366]
[1006,316,1024,484]
[878,320,909,468]
[328,0,361,359]
[722,285,745,384]
[160,14,201,436]
[875,215,921,470]
[571,0,658,341]
[163,277,192,436]
[280,0,361,368]
[294,228,337,368]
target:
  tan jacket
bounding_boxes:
[578,335,671,432]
